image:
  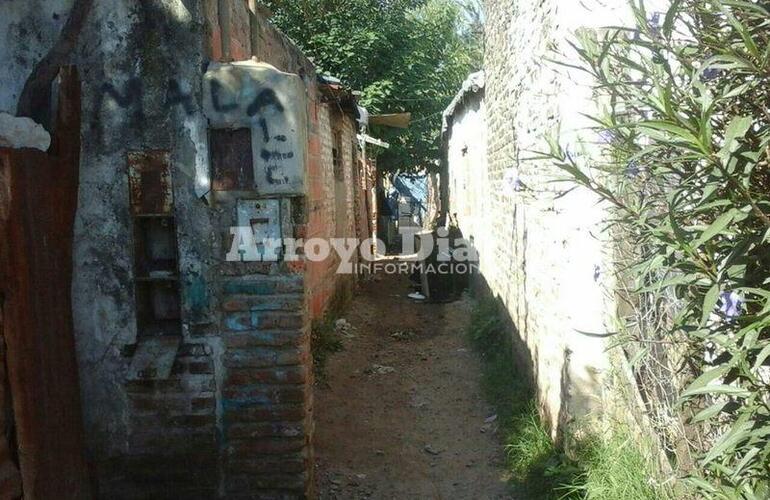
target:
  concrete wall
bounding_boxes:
[1,0,368,497]
[445,0,651,438]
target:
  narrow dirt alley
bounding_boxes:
[314,270,512,499]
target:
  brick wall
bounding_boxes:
[219,274,311,497]
[305,105,360,319]
[444,0,638,437]
[199,2,364,496]
[115,344,219,498]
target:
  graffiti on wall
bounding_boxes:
[98,78,195,118]
[203,61,307,195]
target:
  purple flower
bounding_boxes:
[719,291,743,319]
[598,129,615,144]
[649,12,661,28]
[626,161,640,178]
[503,168,524,194]
[701,68,721,82]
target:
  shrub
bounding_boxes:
[544,1,770,496]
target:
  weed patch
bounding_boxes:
[560,430,666,500]
[466,297,571,497]
[467,297,668,499]
[311,316,343,382]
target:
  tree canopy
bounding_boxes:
[263,0,482,173]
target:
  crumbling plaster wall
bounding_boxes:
[2,0,363,497]
[0,0,217,481]
[0,0,75,115]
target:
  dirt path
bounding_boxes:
[314,271,512,499]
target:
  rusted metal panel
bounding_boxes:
[0,152,22,500]
[210,128,254,191]
[0,66,91,499]
[0,153,9,223]
[127,151,173,215]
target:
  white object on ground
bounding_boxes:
[408,292,426,300]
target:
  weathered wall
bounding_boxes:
[1,0,368,497]
[0,0,75,115]
[443,73,488,267]
[305,104,360,318]
[447,0,646,437]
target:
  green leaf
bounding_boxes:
[682,384,750,398]
[731,447,760,482]
[701,284,720,326]
[682,365,728,399]
[693,210,737,248]
[638,120,705,152]
[718,116,753,164]
[692,401,729,424]
[752,343,770,371]
[637,273,697,293]
[720,4,761,60]
[703,417,753,465]
[662,0,682,38]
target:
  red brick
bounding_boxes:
[222,384,308,403]
[226,456,306,474]
[227,438,306,457]
[226,366,307,385]
[223,329,307,348]
[227,421,306,439]
[191,397,216,412]
[224,404,308,423]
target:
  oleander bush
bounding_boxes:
[544,1,770,497]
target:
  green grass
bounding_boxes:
[467,297,668,500]
[310,285,353,382]
[560,431,666,500]
[311,316,343,382]
[466,297,572,498]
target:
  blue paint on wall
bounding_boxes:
[184,274,209,321]
[223,281,276,295]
